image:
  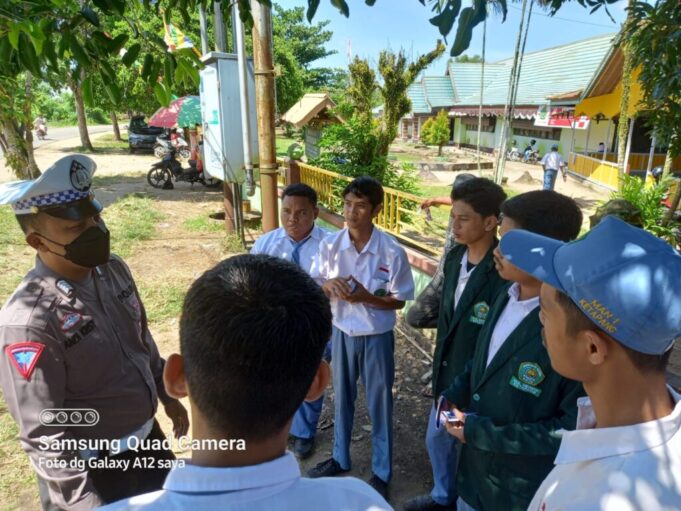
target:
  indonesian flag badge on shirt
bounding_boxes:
[5,342,45,381]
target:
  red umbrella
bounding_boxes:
[148,96,201,128]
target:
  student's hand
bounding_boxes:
[420,198,434,209]
[164,399,189,439]
[344,276,372,304]
[322,277,353,300]
[444,407,466,443]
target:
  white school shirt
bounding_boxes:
[528,386,681,511]
[100,452,392,511]
[541,151,565,170]
[485,283,539,367]
[453,249,476,311]
[250,224,328,275]
[311,227,415,336]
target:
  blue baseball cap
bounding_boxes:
[500,216,681,355]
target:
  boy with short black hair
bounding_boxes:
[442,190,585,511]
[405,178,507,511]
[501,216,681,510]
[103,255,391,510]
[308,176,415,499]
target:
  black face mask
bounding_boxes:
[37,222,111,268]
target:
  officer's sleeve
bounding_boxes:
[388,247,415,302]
[441,358,473,409]
[405,273,443,328]
[462,378,583,456]
[0,325,103,510]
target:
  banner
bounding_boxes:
[535,105,589,130]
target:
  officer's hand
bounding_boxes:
[322,277,353,300]
[444,407,466,443]
[344,276,371,304]
[164,400,189,439]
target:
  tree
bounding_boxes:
[421,109,450,155]
[455,54,483,63]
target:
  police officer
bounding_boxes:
[0,155,189,510]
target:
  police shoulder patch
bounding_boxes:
[5,342,45,381]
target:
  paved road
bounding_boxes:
[33,125,113,149]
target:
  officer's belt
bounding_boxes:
[79,417,155,460]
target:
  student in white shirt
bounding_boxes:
[251,183,330,459]
[500,216,681,511]
[540,144,566,191]
[102,255,391,511]
[308,176,415,499]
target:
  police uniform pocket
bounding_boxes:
[62,316,107,395]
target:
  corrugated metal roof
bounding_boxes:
[447,62,506,102]
[407,82,430,114]
[422,76,455,108]
[406,34,614,115]
[460,34,614,106]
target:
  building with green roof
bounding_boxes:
[401,34,615,158]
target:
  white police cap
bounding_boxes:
[0,154,102,220]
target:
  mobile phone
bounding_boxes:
[439,410,463,427]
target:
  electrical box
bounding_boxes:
[199,52,259,183]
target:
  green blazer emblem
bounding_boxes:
[469,301,490,325]
[510,362,545,397]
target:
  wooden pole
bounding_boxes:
[251,0,279,232]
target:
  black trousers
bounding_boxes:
[38,420,175,510]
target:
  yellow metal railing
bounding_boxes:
[569,152,619,190]
[585,152,681,172]
[293,161,448,257]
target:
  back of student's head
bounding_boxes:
[342,176,384,209]
[450,177,507,218]
[179,254,332,442]
[501,190,582,241]
[282,183,318,207]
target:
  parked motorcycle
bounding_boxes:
[147,150,220,189]
[153,132,190,160]
[507,148,521,161]
[524,150,541,164]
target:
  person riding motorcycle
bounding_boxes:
[523,139,537,162]
[34,116,47,138]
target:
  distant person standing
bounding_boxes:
[540,144,566,190]
[596,142,606,154]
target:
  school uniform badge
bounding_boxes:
[5,342,45,381]
[509,362,545,397]
[469,301,490,325]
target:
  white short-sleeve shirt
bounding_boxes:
[528,386,681,511]
[311,227,415,337]
[100,452,392,510]
[250,224,328,275]
[541,151,565,170]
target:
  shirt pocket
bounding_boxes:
[61,314,109,396]
[370,266,391,296]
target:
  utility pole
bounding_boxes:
[251,0,279,232]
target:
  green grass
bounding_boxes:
[276,135,300,158]
[389,152,422,163]
[92,172,147,187]
[137,282,187,323]
[63,133,129,154]
[105,193,163,258]
[0,402,38,511]
[183,214,224,233]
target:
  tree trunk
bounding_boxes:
[663,147,680,224]
[71,75,93,152]
[111,111,121,141]
[616,0,636,189]
[0,114,40,179]
[438,144,443,156]
[23,73,39,176]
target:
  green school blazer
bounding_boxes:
[442,285,584,511]
[431,241,506,399]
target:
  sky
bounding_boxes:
[279,0,628,75]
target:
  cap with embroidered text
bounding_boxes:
[499,216,681,355]
[0,155,101,220]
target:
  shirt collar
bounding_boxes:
[555,387,681,464]
[163,452,300,494]
[507,282,540,311]
[276,224,324,242]
[339,226,380,255]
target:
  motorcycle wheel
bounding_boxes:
[179,148,191,160]
[154,146,166,159]
[147,168,172,189]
